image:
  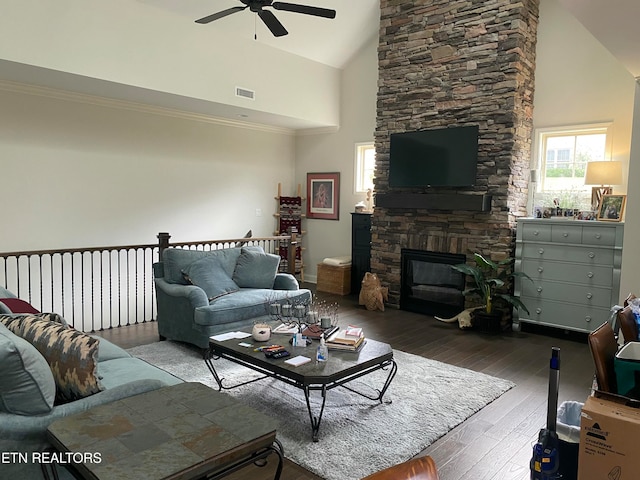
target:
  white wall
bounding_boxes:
[0,87,296,251]
[621,82,640,299]
[294,35,379,282]
[534,0,635,191]
[534,0,637,301]
[0,0,340,129]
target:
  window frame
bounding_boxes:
[354,142,376,194]
[532,122,613,195]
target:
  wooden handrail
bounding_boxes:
[0,232,296,332]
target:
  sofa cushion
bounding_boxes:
[182,255,240,301]
[163,247,242,285]
[3,317,103,403]
[0,322,56,415]
[0,298,40,314]
[232,248,280,289]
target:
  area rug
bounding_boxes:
[128,341,514,479]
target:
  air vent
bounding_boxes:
[235,87,255,100]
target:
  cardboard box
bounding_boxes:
[578,393,640,480]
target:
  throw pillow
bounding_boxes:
[232,248,280,289]
[0,322,56,415]
[3,317,103,404]
[0,312,69,329]
[182,255,240,301]
[0,298,40,314]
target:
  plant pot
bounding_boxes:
[471,310,502,333]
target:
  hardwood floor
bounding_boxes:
[99,287,594,480]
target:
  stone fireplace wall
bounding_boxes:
[373,0,539,306]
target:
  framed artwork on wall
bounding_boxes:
[307,172,340,220]
[597,194,626,222]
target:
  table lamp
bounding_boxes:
[584,161,622,209]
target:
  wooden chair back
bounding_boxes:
[362,456,440,480]
[587,322,619,393]
[617,306,639,344]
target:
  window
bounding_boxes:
[533,124,612,210]
[354,143,376,193]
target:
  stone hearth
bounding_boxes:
[372,0,539,307]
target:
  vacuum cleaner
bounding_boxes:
[530,346,562,480]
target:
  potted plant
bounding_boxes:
[451,253,532,332]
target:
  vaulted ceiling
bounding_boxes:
[0,0,638,131]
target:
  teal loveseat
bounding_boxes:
[153,246,312,349]
[0,293,182,480]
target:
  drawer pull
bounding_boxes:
[537,287,543,293]
[586,293,593,299]
[588,252,595,259]
[585,316,592,323]
[538,248,544,255]
[595,234,601,239]
[536,308,542,315]
[563,232,569,237]
[538,267,544,273]
[533,230,539,236]
[587,272,594,278]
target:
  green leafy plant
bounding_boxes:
[451,253,532,314]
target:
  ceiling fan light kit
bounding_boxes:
[195,0,336,37]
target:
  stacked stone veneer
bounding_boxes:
[373,0,539,306]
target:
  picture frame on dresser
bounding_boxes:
[597,194,626,222]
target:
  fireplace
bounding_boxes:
[400,249,466,317]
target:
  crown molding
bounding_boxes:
[0,80,296,136]
[295,125,341,136]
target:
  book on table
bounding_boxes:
[326,329,365,351]
[326,329,364,346]
[326,338,366,352]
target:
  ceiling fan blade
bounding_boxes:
[195,6,247,24]
[258,10,288,37]
[272,2,336,19]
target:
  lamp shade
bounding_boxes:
[584,161,623,186]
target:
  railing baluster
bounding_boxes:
[0,234,291,332]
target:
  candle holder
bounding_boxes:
[267,293,312,333]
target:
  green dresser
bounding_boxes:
[514,218,624,333]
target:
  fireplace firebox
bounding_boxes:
[400,249,466,317]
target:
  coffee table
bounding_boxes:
[45,382,283,480]
[204,337,397,441]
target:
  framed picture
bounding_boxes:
[597,194,626,222]
[307,172,340,220]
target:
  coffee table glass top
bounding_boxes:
[209,336,393,385]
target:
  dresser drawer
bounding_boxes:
[521,259,613,287]
[521,280,612,308]
[582,225,618,246]
[520,244,614,265]
[521,223,551,242]
[518,297,609,332]
[551,224,583,244]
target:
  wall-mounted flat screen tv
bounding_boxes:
[389,125,479,187]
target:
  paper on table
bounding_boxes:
[210,331,252,341]
[284,355,312,367]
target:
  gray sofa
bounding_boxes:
[0,289,182,479]
[153,246,312,348]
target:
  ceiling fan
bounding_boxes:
[195,1,336,38]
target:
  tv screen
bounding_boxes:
[389,125,479,187]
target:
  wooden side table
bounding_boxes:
[46,382,283,480]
